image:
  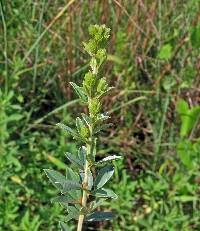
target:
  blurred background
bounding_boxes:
[0,0,200,230]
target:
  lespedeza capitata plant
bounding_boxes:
[44,24,122,231]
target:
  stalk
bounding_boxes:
[77,123,95,230]
[77,158,89,231]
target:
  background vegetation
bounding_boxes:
[0,0,200,230]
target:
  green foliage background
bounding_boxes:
[0,1,200,230]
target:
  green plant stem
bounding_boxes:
[77,144,90,231]
[77,121,96,230]
[77,214,84,231]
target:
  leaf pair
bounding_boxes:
[70,82,87,103]
[65,146,86,170]
[57,122,88,143]
[56,123,80,141]
[44,169,81,194]
[93,188,118,199]
[59,210,114,229]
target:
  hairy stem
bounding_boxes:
[77,144,90,231]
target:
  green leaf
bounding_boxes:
[89,198,106,210]
[177,100,190,137]
[70,82,87,103]
[56,123,79,139]
[94,165,114,189]
[76,117,83,133]
[76,117,89,139]
[86,211,114,222]
[157,44,172,60]
[81,113,92,127]
[65,152,84,169]
[96,113,110,122]
[177,99,189,115]
[94,123,112,134]
[63,180,81,192]
[189,106,200,130]
[77,146,86,167]
[66,166,80,182]
[65,147,86,170]
[93,188,118,199]
[51,195,79,204]
[66,167,81,199]
[96,78,108,95]
[59,222,71,231]
[190,23,200,49]
[83,72,96,97]
[177,141,193,169]
[89,98,101,117]
[97,155,122,164]
[88,24,110,41]
[177,100,200,137]
[96,49,107,66]
[44,169,81,193]
[65,206,80,222]
[44,169,66,190]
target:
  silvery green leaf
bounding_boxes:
[76,117,83,134]
[97,113,110,122]
[63,180,81,192]
[66,206,80,222]
[74,203,82,212]
[65,152,84,169]
[56,123,79,139]
[86,211,114,222]
[70,82,87,103]
[93,188,118,199]
[66,167,81,199]
[98,87,114,98]
[77,146,86,167]
[94,123,112,134]
[94,165,114,189]
[81,113,92,127]
[51,195,78,204]
[66,166,80,182]
[65,147,86,170]
[97,155,122,164]
[59,221,71,231]
[89,198,106,210]
[94,188,117,199]
[44,169,65,190]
